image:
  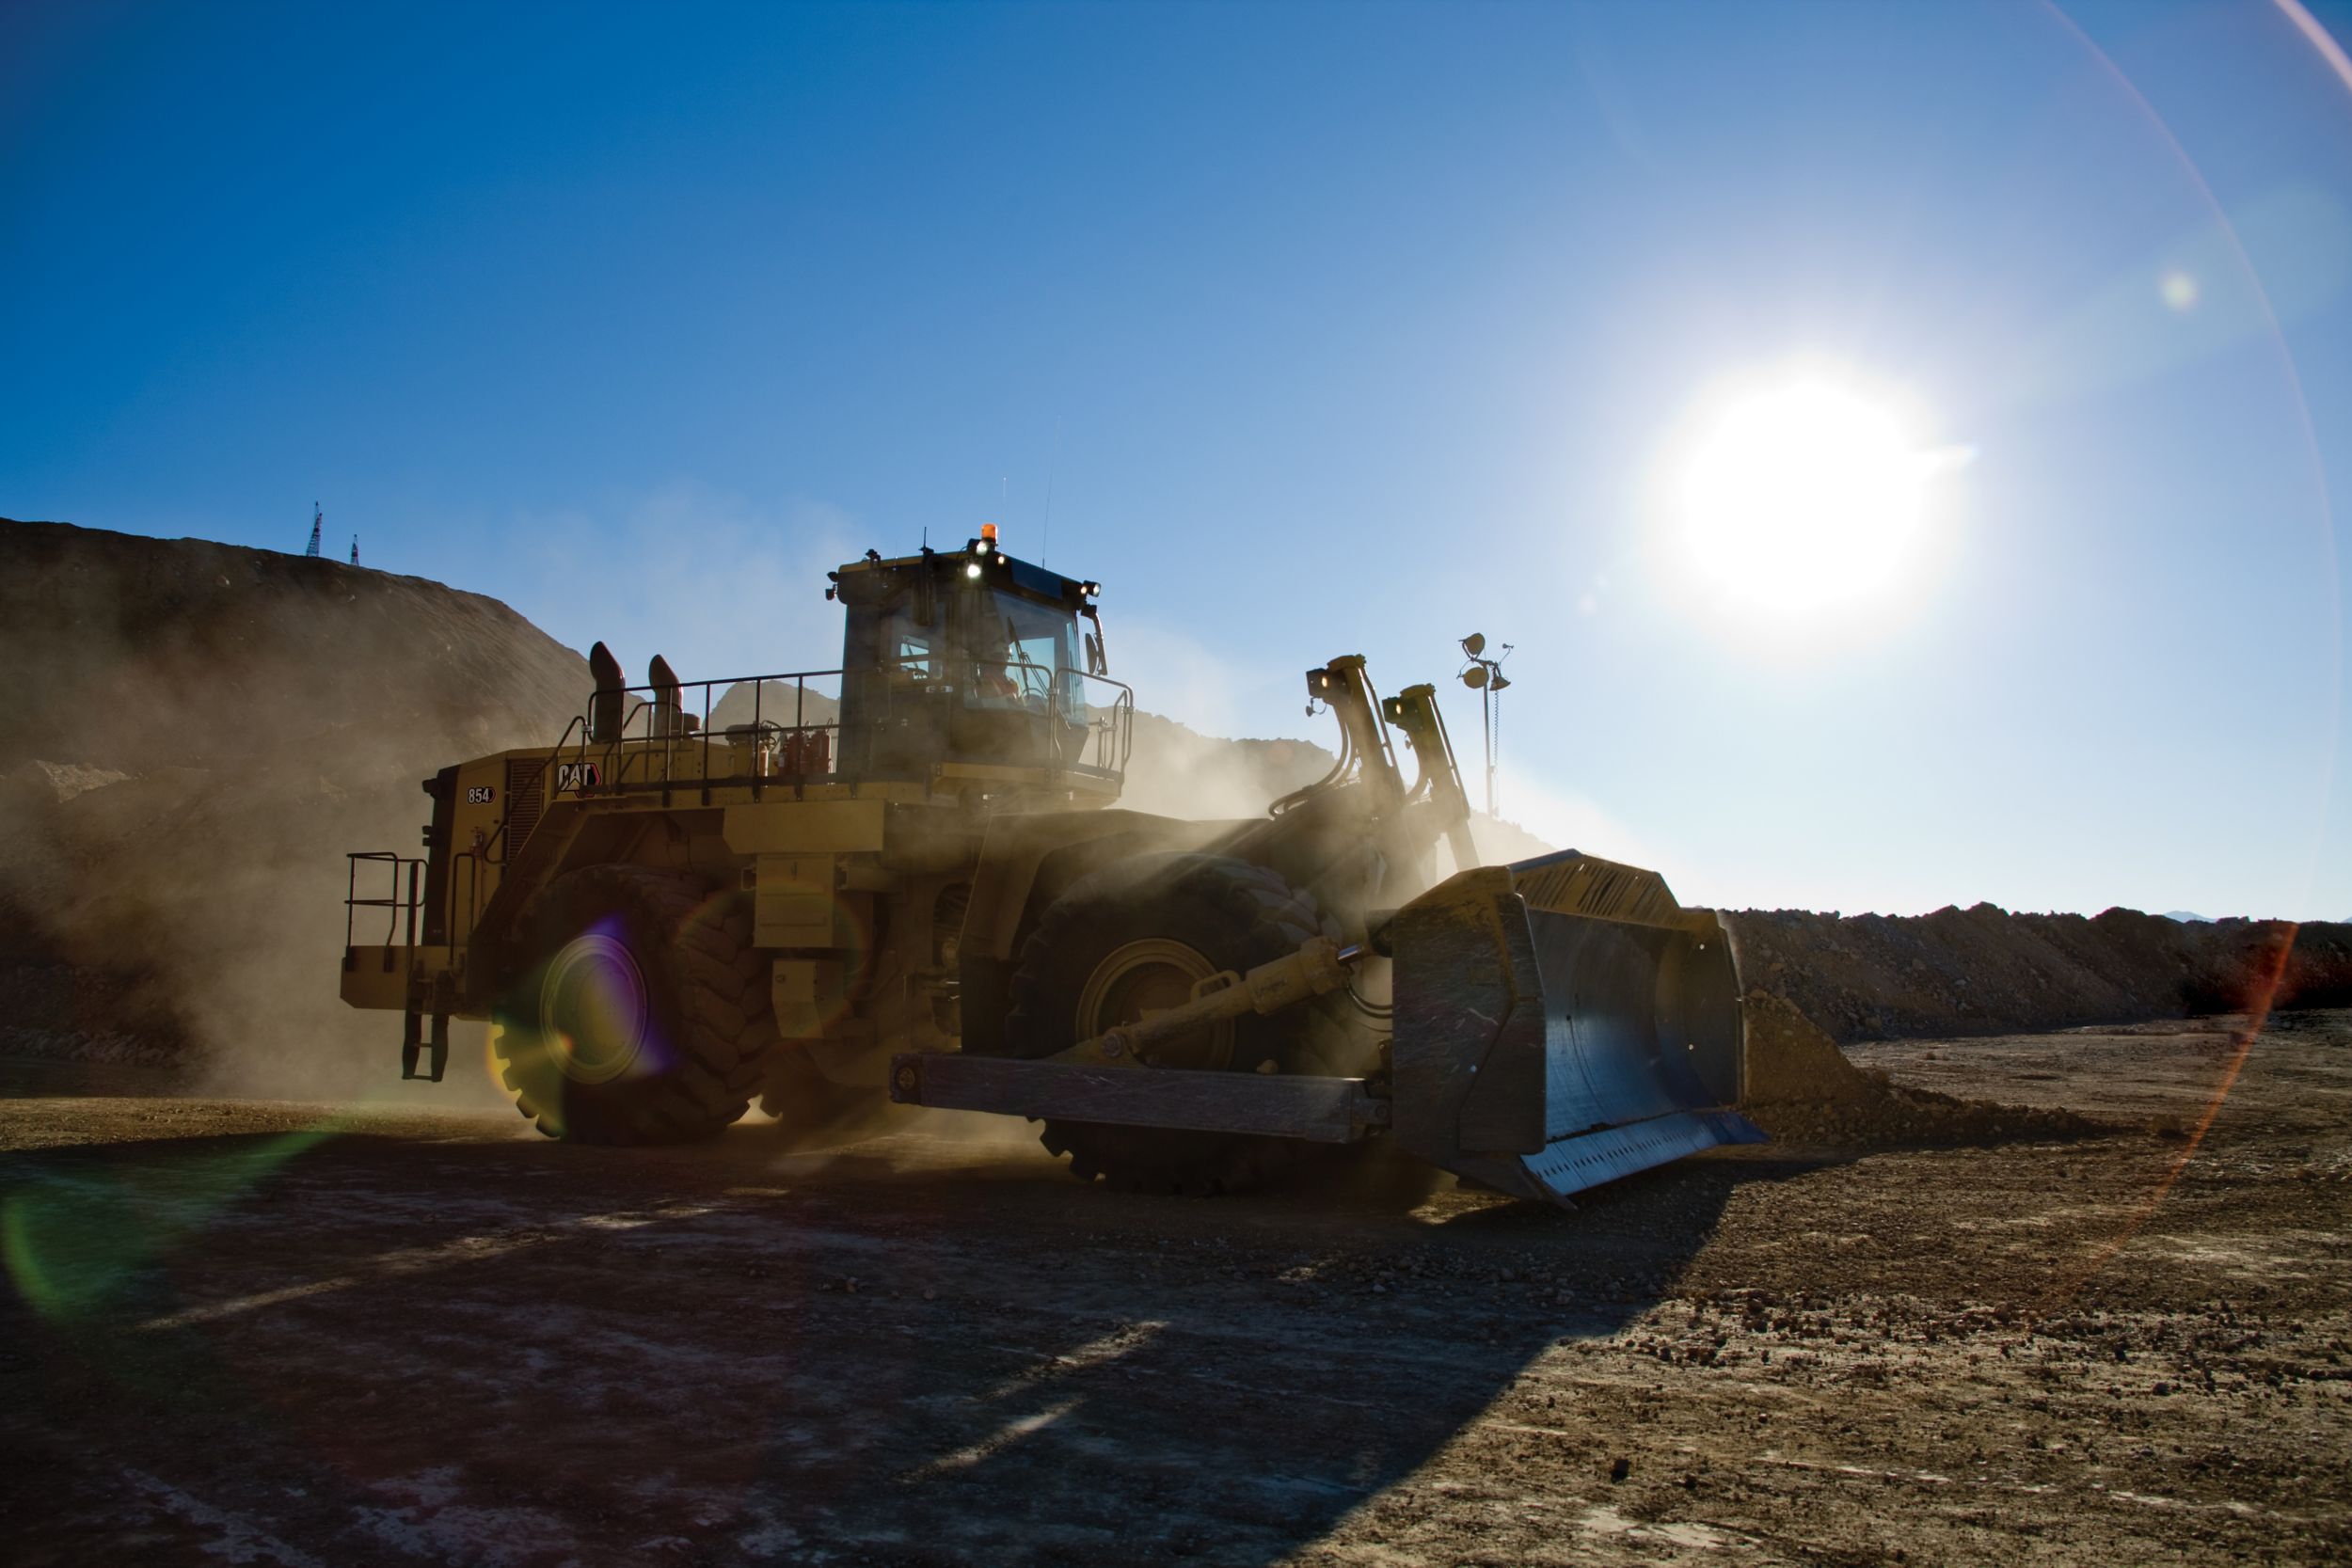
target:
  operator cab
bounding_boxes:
[829,528,1120,789]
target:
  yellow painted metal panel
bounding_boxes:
[721,799,887,855]
[771,958,845,1039]
[341,953,410,1010]
[755,853,836,946]
[338,944,453,1010]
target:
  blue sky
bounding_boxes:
[7,0,2352,920]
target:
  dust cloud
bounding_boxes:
[0,519,586,1105]
[1112,705,1556,869]
[1110,709,1339,821]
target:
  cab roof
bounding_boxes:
[832,537,1097,606]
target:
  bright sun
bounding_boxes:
[1670,372,1950,621]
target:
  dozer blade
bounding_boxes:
[1389,850,1763,1206]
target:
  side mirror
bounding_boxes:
[1081,605,1109,676]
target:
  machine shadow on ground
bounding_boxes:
[0,1111,1854,1566]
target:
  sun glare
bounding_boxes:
[1668,372,1952,622]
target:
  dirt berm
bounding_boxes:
[1725,902,2352,1045]
[1738,990,2103,1143]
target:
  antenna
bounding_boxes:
[1041,420,1060,566]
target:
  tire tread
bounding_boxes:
[490,864,773,1145]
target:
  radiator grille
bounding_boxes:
[503,758,547,852]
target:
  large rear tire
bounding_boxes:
[491,865,772,1144]
[1002,853,1366,1195]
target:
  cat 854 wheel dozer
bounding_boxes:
[340,530,1760,1204]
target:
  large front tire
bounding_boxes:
[491,866,772,1144]
[1002,853,1366,1195]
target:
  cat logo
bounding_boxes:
[555,761,601,794]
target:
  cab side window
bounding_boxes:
[887,618,936,680]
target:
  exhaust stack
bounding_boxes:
[588,641,625,743]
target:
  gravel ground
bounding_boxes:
[4,1013,2348,1566]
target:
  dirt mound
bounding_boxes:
[0,518,586,776]
[0,517,591,1096]
[1740,991,2103,1145]
[1727,903,2352,1045]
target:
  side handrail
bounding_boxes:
[344,851,423,969]
[546,668,850,801]
[1070,671,1135,778]
[519,660,1131,806]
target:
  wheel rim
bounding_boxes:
[1074,938,1233,1070]
[538,931,650,1085]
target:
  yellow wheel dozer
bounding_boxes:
[342,530,1759,1206]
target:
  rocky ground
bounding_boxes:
[6,1013,2347,1567]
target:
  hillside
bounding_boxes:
[0,519,591,1096]
[0,519,588,775]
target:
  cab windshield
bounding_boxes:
[963,589,1082,721]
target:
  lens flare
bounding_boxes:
[4,1123,342,1323]
[539,924,653,1085]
